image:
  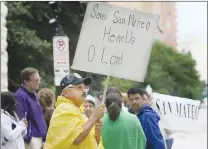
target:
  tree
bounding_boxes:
[102,40,205,100]
[6,2,104,93]
[102,77,137,93]
[7,2,53,91]
[6,2,205,99]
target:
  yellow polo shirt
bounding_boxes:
[80,103,84,113]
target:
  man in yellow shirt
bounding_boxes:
[44,73,105,149]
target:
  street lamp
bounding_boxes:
[49,18,60,36]
[49,18,56,24]
[48,1,61,36]
[48,1,60,12]
[48,1,62,96]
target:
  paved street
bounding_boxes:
[173,105,207,149]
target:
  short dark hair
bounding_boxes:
[21,67,38,84]
[106,87,122,98]
[127,88,145,97]
[1,92,16,117]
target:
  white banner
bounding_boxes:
[152,93,201,132]
[72,2,159,82]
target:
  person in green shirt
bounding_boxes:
[102,93,146,149]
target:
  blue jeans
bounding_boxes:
[165,138,174,149]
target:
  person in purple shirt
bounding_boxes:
[15,67,47,149]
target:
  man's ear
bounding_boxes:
[61,90,65,96]
[23,80,26,85]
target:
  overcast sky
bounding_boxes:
[176,2,207,83]
[177,2,207,43]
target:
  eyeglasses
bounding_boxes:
[64,84,85,91]
[29,77,41,83]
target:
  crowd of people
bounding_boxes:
[1,67,174,149]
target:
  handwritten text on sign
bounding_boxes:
[72,2,159,82]
[152,93,200,132]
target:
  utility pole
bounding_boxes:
[49,1,70,98]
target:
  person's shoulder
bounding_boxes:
[15,93,29,104]
[55,102,82,117]
[1,112,7,118]
[122,111,138,121]
[103,112,109,120]
[140,109,156,118]
[1,112,11,123]
[56,102,71,111]
[122,105,129,112]
[141,106,158,116]
[142,111,160,125]
[15,86,24,94]
[15,89,28,99]
[119,112,142,129]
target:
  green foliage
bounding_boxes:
[7,2,85,91]
[102,77,136,93]
[7,2,54,91]
[148,40,205,99]
[103,40,205,99]
[6,2,205,100]
[7,1,104,93]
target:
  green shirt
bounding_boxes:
[102,110,146,149]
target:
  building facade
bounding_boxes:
[108,2,178,50]
[160,2,177,50]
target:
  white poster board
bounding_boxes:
[53,36,70,86]
[72,2,159,82]
[152,93,201,132]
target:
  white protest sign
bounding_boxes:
[71,2,159,82]
[151,93,201,133]
[53,36,70,86]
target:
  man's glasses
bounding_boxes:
[64,84,85,91]
[29,77,41,83]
